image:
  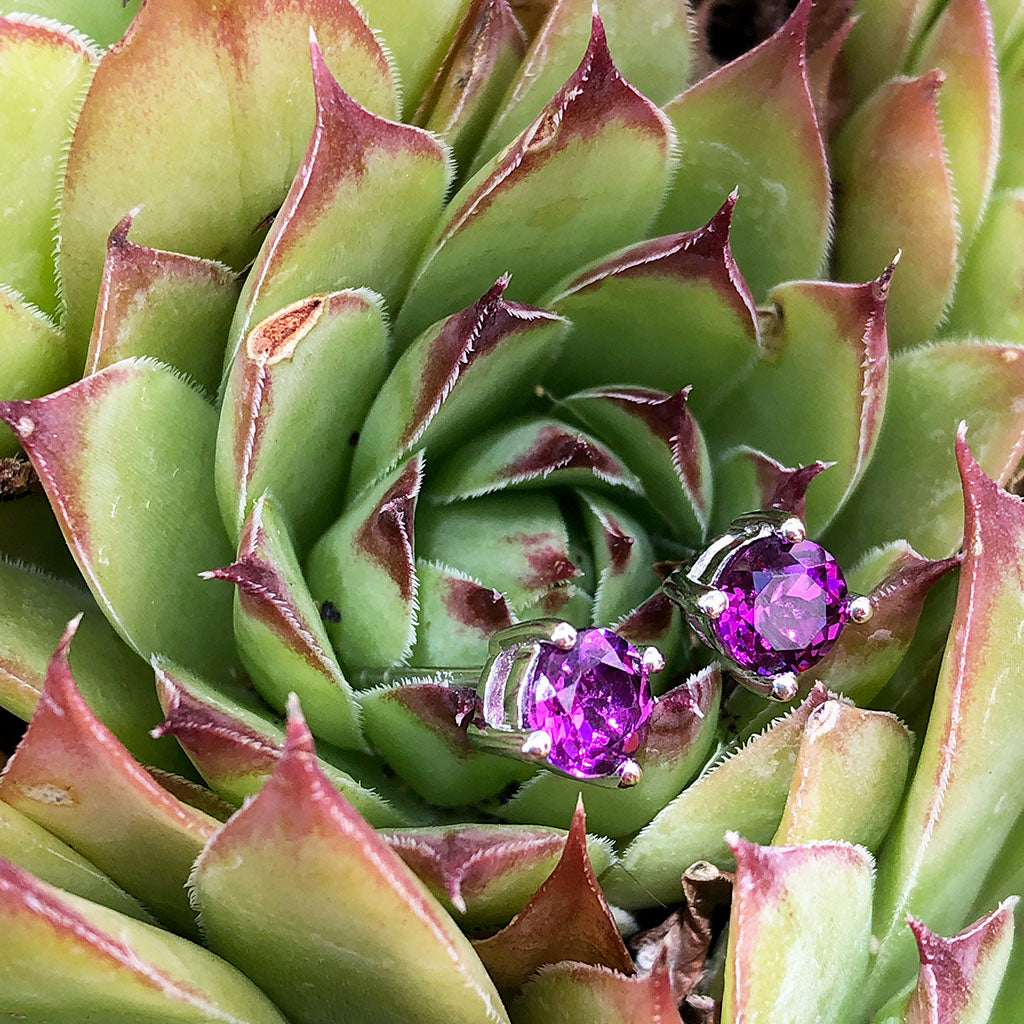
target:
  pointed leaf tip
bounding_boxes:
[283,694,315,756]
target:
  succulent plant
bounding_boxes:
[2,0,1024,1021]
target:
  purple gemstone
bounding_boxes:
[524,628,653,779]
[712,536,849,676]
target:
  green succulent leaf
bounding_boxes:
[989,0,1024,49]
[83,213,241,396]
[394,14,676,344]
[358,681,533,805]
[0,620,217,936]
[0,287,71,457]
[614,593,687,688]
[865,434,1024,1013]
[307,453,424,668]
[512,961,682,1024]
[497,666,721,838]
[0,359,239,681]
[0,798,154,924]
[217,290,390,551]
[349,280,569,497]
[59,0,397,362]
[0,859,289,1024]
[559,387,711,542]
[0,559,192,773]
[192,699,511,1024]
[203,494,365,752]
[542,195,761,417]
[772,700,911,851]
[826,342,1024,563]
[153,659,411,826]
[420,0,527,173]
[472,801,634,997]
[720,837,874,1023]
[912,0,1001,247]
[654,0,830,299]
[382,821,614,932]
[943,190,1024,343]
[225,41,451,368]
[0,15,95,318]
[472,0,691,170]
[602,685,829,909]
[996,30,1024,189]
[832,72,958,351]
[708,272,891,533]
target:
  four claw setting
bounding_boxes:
[663,509,873,702]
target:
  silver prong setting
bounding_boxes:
[550,621,578,650]
[642,646,666,674]
[770,673,799,702]
[616,759,643,788]
[779,516,806,543]
[696,589,729,620]
[520,730,553,760]
[849,595,875,624]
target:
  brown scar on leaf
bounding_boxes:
[246,296,325,364]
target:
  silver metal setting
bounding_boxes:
[661,508,871,703]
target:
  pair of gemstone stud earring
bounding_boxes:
[374,509,872,788]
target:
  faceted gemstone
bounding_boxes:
[711,535,849,676]
[523,627,653,779]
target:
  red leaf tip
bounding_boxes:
[284,694,316,757]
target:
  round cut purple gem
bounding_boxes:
[712,536,849,676]
[524,627,653,779]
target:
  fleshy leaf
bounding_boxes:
[360,0,473,115]
[307,453,423,668]
[471,0,691,168]
[497,666,721,838]
[153,659,410,826]
[841,0,932,104]
[427,417,641,504]
[602,685,829,909]
[415,491,590,625]
[216,289,390,550]
[826,342,1024,562]
[410,559,515,666]
[192,699,511,1024]
[0,798,153,923]
[614,593,685,690]
[721,837,874,1022]
[421,0,527,173]
[3,1,140,46]
[655,0,830,299]
[708,271,890,533]
[558,387,711,541]
[394,14,675,344]
[0,15,96,316]
[349,280,569,496]
[0,560,192,773]
[772,700,911,850]
[84,213,240,396]
[0,287,72,457]
[59,0,396,361]
[904,903,1017,1024]
[943,190,1024,343]
[0,360,239,681]
[832,72,958,350]
[513,960,683,1024]
[912,0,1000,246]
[202,495,364,752]
[358,681,534,805]
[225,40,450,367]
[541,194,760,417]
[989,0,1024,49]
[996,33,1024,189]
[383,822,613,932]
[0,620,217,936]
[865,433,1024,1012]
[472,800,633,995]
[0,859,289,1024]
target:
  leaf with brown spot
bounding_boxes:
[382,821,613,931]
[191,698,510,1024]
[0,619,218,936]
[473,800,633,996]
[713,450,831,526]
[84,212,240,395]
